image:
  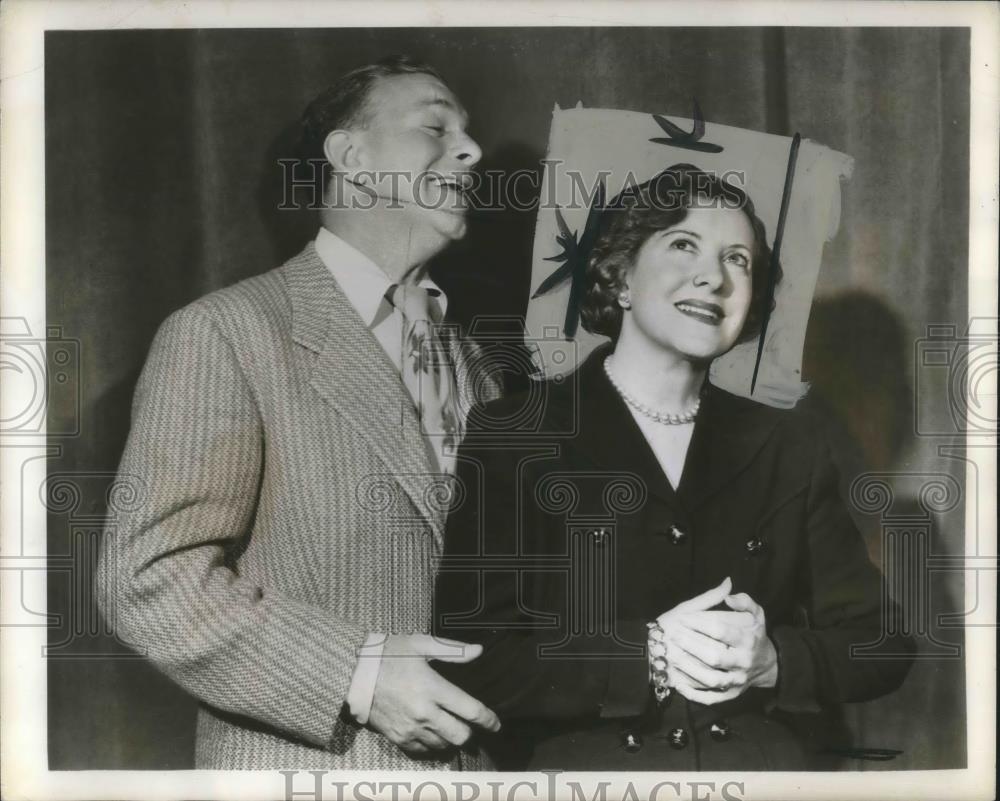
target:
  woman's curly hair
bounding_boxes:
[579,163,781,345]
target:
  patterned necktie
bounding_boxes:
[386,283,462,474]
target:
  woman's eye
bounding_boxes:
[670,238,695,252]
[725,251,751,270]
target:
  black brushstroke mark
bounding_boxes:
[650,100,724,153]
[821,747,903,761]
[750,133,800,395]
[532,179,606,338]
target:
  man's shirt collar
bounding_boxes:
[314,227,447,326]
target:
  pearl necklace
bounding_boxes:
[603,358,700,425]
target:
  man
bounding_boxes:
[97,56,502,770]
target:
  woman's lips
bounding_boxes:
[674,299,724,326]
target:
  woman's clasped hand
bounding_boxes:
[654,576,779,704]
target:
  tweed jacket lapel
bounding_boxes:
[283,244,450,543]
[443,325,503,410]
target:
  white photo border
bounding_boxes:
[1,1,996,799]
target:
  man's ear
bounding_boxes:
[323,129,362,175]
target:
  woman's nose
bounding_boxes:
[692,256,726,291]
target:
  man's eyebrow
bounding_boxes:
[418,96,469,123]
[421,97,455,110]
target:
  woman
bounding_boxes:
[434,164,914,770]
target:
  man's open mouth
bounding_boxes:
[423,176,471,212]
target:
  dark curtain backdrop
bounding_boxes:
[45,28,969,770]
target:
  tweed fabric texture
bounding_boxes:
[97,243,500,770]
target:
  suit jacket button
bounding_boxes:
[709,720,732,742]
[622,729,643,753]
[668,525,688,545]
[745,537,766,556]
[668,727,689,750]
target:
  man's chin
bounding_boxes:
[431,209,470,240]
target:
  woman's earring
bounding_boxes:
[617,291,632,310]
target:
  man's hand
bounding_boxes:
[367,633,501,757]
[655,579,779,706]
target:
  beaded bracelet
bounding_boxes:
[646,621,672,704]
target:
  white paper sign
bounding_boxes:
[526,104,853,408]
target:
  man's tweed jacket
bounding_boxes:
[97,243,500,769]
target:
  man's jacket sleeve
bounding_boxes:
[96,305,368,748]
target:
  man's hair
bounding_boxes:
[580,163,780,345]
[296,55,444,185]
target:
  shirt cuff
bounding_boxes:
[346,632,386,725]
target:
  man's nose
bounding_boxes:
[452,130,482,168]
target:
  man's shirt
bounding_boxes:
[315,225,447,371]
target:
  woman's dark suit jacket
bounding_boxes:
[434,345,914,771]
